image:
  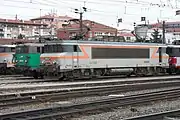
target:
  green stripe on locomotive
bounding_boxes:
[14,53,41,69]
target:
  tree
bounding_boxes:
[17,34,23,39]
[151,29,162,43]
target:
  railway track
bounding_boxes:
[125,109,180,120]
[1,80,180,108]
[1,75,180,92]
[0,79,60,84]
[0,74,178,84]
[1,87,180,120]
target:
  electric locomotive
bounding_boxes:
[39,40,170,80]
[166,44,180,74]
[0,44,16,74]
[13,43,44,78]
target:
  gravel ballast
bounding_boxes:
[71,98,180,120]
[0,87,180,116]
[1,97,180,119]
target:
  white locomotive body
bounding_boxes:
[39,40,170,79]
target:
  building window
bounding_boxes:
[0,33,4,37]
[7,34,11,37]
[126,37,131,40]
[110,33,114,36]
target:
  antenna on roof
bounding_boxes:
[40,9,42,17]
[15,14,17,20]
[84,1,86,7]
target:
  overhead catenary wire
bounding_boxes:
[50,0,180,9]
[0,0,179,27]
[34,0,180,21]
[3,0,73,9]
[1,3,50,11]
[2,0,178,15]
[0,13,36,18]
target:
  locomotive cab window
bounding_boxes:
[0,47,15,53]
[0,47,5,52]
[42,47,44,53]
[15,46,29,53]
[166,47,180,57]
[11,47,15,52]
[44,44,63,53]
[44,44,81,53]
[73,45,78,52]
[166,47,172,54]
[37,47,40,53]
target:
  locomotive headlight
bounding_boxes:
[3,59,7,63]
[41,60,45,64]
[53,60,57,64]
[25,60,28,63]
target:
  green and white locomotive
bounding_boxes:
[13,43,44,78]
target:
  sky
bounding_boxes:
[1,0,180,30]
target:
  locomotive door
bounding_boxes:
[72,45,79,69]
[159,47,162,63]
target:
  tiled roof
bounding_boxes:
[118,33,134,37]
[31,15,73,20]
[59,20,117,31]
[83,20,117,30]
[0,18,47,26]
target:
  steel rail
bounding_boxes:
[1,87,180,120]
[1,76,180,92]
[124,109,180,120]
[0,74,179,84]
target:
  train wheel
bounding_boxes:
[72,70,81,79]
[8,67,15,75]
[141,68,148,76]
[1,67,7,75]
[148,67,157,76]
[156,67,164,75]
[167,68,174,75]
[84,69,92,79]
[33,71,38,79]
[134,68,144,77]
[94,69,103,77]
[62,71,74,81]
[39,73,44,79]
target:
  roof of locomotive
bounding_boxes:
[44,40,168,47]
[0,44,16,47]
[16,43,45,47]
[167,44,180,48]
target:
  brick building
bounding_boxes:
[0,13,136,43]
[31,13,73,36]
[118,29,136,42]
[0,13,73,43]
[0,18,48,39]
[150,21,180,34]
[57,20,118,40]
